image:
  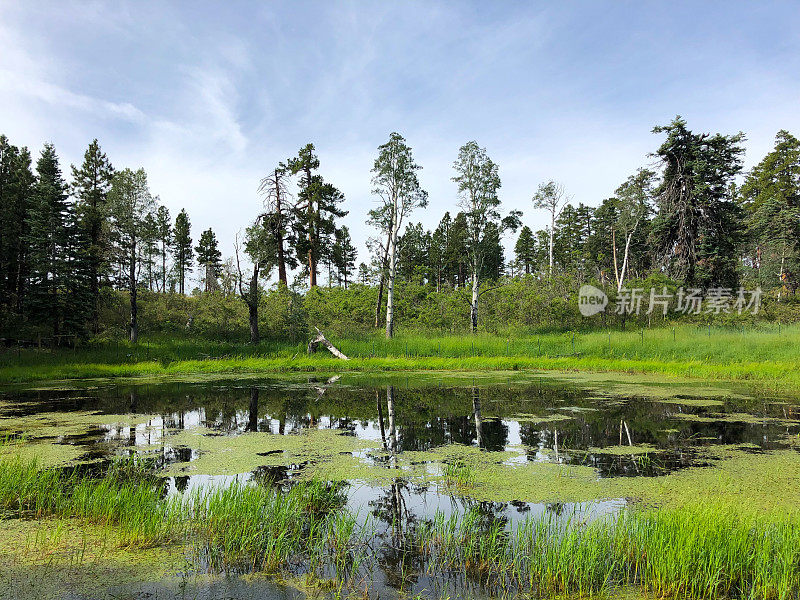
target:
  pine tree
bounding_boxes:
[155,205,171,292]
[650,116,745,288]
[287,144,347,288]
[195,228,223,292]
[0,136,34,318]
[24,143,70,335]
[108,168,155,342]
[258,164,295,286]
[172,209,193,294]
[332,226,357,288]
[71,139,114,333]
[61,201,94,338]
[397,222,430,284]
[140,212,159,291]
[429,213,451,291]
[514,226,536,275]
[740,130,800,291]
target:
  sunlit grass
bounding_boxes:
[2,324,800,388]
[1,455,799,598]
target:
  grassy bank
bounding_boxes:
[1,324,800,388]
[1,455,799,599]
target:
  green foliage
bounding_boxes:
[3,455,800,599]
[741,130,800,290]
[514,225,536,275]
[172,208,192,294]
[0,136,34,316]
[287,143,347,287]
[70,139,114,331]
[650,116,746,288]
[195,227,222,292]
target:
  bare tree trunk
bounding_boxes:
[247,263,260,343]
[305,164,317,288]
[612,227,620,291]
[274,169,288,286]
[376,391,387,451]
[248,301,259,344]
[470,271,479,334]
[129,239,138,343]
[618,232,633,293]
[548,211,555,277]
[247,388,259,432]
[161,241,167,293]
[385,211,399,339]
[375,232,391,327]
[386,385,397,453]
[472,385,482,448]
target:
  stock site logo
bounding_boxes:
[578,285,608,317]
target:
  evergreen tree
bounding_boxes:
[108,168,155,342]
[24,143,71,335]
[61,201,94,338]
[650,116,745,288]
[554,203,584,274]
[448,212,470,286]
[478,221,504,280]
[740,130,800,291]
[585,198,619,285]
[0,136,34,317]
[332,226,357,288]
[287,144,347,288]
[397,222,430,284]
[195,227,223,292]
[235,217,275,343]
[71,139,114,332]
[258,164,295,286]
[155,205,171,292]
[428,213,452,291]
[140,212,159,291]
[172,209,193,294]
[514,226,536,275]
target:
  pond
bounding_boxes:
[1,372,799,599]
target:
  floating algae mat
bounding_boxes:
[1,373,800,599]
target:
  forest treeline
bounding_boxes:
[2,116,799,343]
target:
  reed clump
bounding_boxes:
[2,455,799,599]
[415,505,800,599]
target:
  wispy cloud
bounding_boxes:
[1,1,799,286]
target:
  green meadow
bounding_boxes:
[2,324,799,389]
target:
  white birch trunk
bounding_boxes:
[385,202,400,338]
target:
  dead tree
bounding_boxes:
[307,327,349,360]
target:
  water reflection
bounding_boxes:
[2,377,798,482]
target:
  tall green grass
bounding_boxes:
[1,455,799,598]
[3,324,800,387]
[417,505,800,599]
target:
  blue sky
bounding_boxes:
[2,1,799,284]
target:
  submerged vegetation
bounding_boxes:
[1,455,799,599]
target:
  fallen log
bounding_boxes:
[307,327,349,360]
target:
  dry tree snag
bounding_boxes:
[307,327,349,360]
